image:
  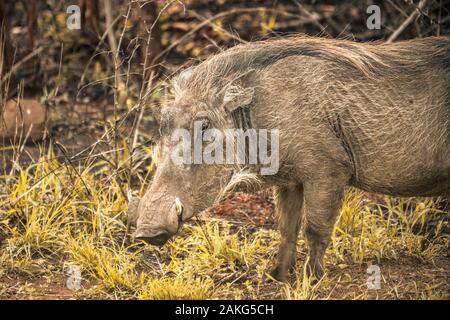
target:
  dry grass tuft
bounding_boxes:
[0,149,448,300]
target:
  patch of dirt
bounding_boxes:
[0,272,82,300]
[322,256,449,299]
[1,254,447,300]
[210,191,276,226]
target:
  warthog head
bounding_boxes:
[133,67,260,245]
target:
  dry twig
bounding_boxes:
[387,0,430,43]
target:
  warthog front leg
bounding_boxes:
[270,184,304,281]
[303,176,346,279]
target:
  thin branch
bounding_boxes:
[387,0,430,43]
[0,46,45,85]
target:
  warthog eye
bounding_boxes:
[199,118,211,132]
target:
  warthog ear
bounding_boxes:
[173,66,195,100]
[222,85,255,113]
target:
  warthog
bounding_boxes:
[133,36,450,281]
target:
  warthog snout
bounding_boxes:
[135,196,185,246]
[136,227,171,246]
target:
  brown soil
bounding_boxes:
[0,272,78,300]
[1,249,448,300]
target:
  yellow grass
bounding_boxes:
[0,147,448,299]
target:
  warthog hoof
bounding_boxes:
[269,262,297,282]
[305,262,324,282]
[269,265,288,282]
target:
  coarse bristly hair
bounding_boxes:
[138,35,450,282]
[175,35,450,97]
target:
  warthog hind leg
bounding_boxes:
[304,175,347,280]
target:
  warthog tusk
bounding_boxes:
[174,197,184,218]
